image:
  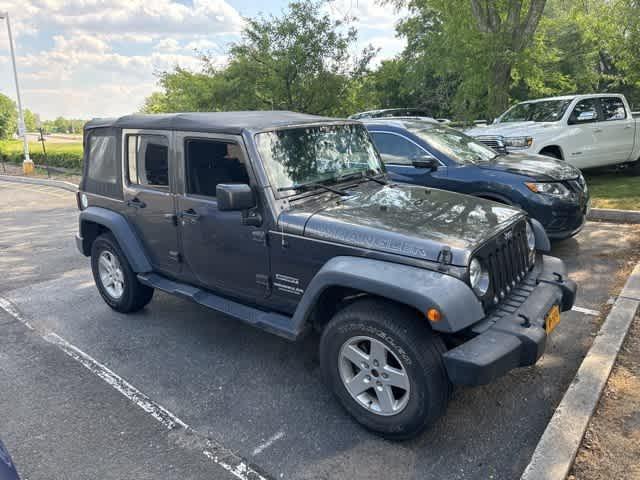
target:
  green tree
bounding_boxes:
[23,109,39,132]
[0,93,17,140]
[144,0,375,116]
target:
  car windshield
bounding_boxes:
[499,99,572,123]
[255,123,384,197]
[408,124,497,165]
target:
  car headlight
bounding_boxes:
[469,257,490,297]
[525,182,572,199]
[503,136,533,148]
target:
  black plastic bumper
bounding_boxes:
[442,255,577,386]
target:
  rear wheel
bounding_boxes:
[91,233,154,313]
[319,298,451,440]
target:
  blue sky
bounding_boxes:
[0,0,406,120]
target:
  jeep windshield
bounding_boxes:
[408,123,497,165]
[255,123,384,198]
[498,99,572,123]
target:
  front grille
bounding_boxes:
[475,220,532,311]
[474,135,507,153]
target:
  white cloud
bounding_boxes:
[326,0,407,30]
[0,0,241,118]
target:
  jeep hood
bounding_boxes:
[478,152,580,181]
[280,184,525,266]
[467,121,558,138]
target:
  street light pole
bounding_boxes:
[0,12,33,175]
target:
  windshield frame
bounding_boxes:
[497,99,574,124]
[253,121,386,199]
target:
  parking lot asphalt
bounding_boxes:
[1,179,639,480]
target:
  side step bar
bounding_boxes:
[137,273,298,340]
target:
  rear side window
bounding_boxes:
[126,134,170,187]
[87,134,117,184]
[600,97,627,121]
[370,132,424,165]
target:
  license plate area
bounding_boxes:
[545,304,561,334]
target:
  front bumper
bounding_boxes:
[442,255,576,386]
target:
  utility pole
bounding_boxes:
[0,12,33,175]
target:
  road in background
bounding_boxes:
[1,179,638,480]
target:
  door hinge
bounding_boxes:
[168,250,182,263]
[251,230,268,245]
[255,274,272,296]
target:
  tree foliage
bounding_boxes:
[144,0,640,121]
[144,0,375,116]
[0,93,17,140]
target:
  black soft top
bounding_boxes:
[84,111,341,135]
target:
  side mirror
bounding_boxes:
[216,184,256,211]
[411,155,439,171]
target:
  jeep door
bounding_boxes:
[122,130,181,275]
[175,134,270,301]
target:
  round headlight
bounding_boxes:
[469,257,490,297]
[525,222,535,251]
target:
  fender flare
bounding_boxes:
[530,217,551,252]
[291,256,485,335]
[78,206,152,272]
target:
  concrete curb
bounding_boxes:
[520,263,640,480]
[588,208,640,223]
[0,174,77,192]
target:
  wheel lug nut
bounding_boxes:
[362,363,369,370]
[364,375,371,382]
[382,373,388,379]
[373,360,379,367]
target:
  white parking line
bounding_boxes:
[252,431,285,456]
[571,305,600,316]
[0,296,269,480]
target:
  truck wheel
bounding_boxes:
[319,298,451,440]
[91,233,154,313]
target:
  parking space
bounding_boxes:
[1,180,639,480]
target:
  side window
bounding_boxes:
[126,134,169,187]
[87,134,117,184]
[370,132,426,165]
[568,99,599,124]
[600,97,627,121]
[185,139,250,197]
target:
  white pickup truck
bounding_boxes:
[467,94,640,171]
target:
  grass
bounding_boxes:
[0,139,83,170]
[585,172,640,210]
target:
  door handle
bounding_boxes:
[126,197,146,208]
[593,128,603,133]
[181,208,200,221]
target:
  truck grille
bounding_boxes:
[475,220,532,310]
[474,135,507,153]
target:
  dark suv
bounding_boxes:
[75,112,576,439]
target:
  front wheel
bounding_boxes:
[319,298,451,440]
[91,233,154,313]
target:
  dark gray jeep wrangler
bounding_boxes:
[76,112,576,439]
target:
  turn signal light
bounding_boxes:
[427,308,441,322]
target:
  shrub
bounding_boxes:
[0,140,83,171]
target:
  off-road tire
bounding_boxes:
[319,297,451,440]
[91,233,154,313]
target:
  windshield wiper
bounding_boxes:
[337,170,388,185]
[277,182,349,196]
